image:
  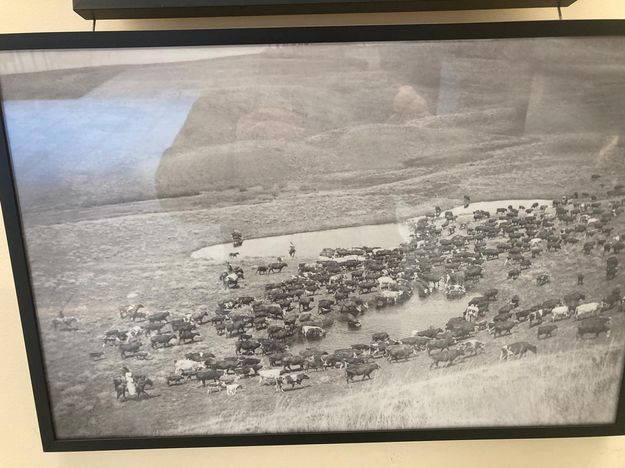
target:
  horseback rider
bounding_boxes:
[122,366,137,397]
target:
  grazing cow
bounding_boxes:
[301,325,326,340]
[343,355,369,366]
[380,290,404,305]
[459,339,484,356]
[268,352,288,367]
[282,355,307,371]
[211,360,239,374]
[489,321,515,337]
[119,341,142,359]
[258,368,285,385]
[345,363,380,382]
[259,339,288,355]
[144,322,164,335]
[52,316,79,331]
[186,351,214,362]
[206,382,226,394]
[196,370,224,386]
[119,304,146,321]
[386,344,414,362]
[551,306,571,322]
[276,374,310,392]
[372,332,390,342]
[484,289,499,301]
[226,383,242,396]
[528,309,545,327]
[400,336,429,350]
[235,340,261,355]
[413,327,443,339]
[500,342,537,360]
[493,312,512,323]
[426,337,454,355]
[536,273,550,286]
[515,309,531,322]
[299,296,314,312]
[320,354,344,369]
[574,302,602,320]
[430,348,464,368]
[256,266,268,275]
[537,324,558,339]
[377,276,397,290]
[179,329,200,344]
[167,374,186,386]
[174,358,205,376]
[151,333,176,348]
[317,299,334,314]
[148,311,169,324]
[577,319,611,339]
[226,320,248,338]
[239,356,262,367]
[268,262,288,273]
[135,351,151,360]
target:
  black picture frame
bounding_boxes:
[71,0,578,20]
[1,20,625,452]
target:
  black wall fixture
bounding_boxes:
[73,0,577,20]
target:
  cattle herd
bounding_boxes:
[54,181,625,405]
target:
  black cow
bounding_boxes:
[372,332,390,342]
[119,341,142,359]
[577,320,611,339]
[416,327,443,339]
[235,340,261,355]
[179,329,200,344]
[386,345,414,362]
[430,348,464,368]
[196,370,224,386]
[150,333,176,348]
[148,312,169,324]
[345,363,380,382]
[276,374,310,392]
[489,321,515,337]
[426,337,454,355]
[282,355,306,371]
[537,324,558,339]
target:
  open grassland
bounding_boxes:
[33,184,625,439]
[209,344,624,434]
[7,39,625,438]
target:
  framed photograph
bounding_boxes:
[1,20,625,452]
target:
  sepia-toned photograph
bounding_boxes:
[2,35,625,440]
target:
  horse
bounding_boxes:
[119,304,145,321]
[113,375,153,401]
[52,316,79,331]
[134,376,154,399]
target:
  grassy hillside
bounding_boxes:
[5,37,625,216]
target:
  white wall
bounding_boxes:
[1,1,625,466]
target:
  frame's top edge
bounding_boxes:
[70,0,579,20]
[0,20,625,51]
